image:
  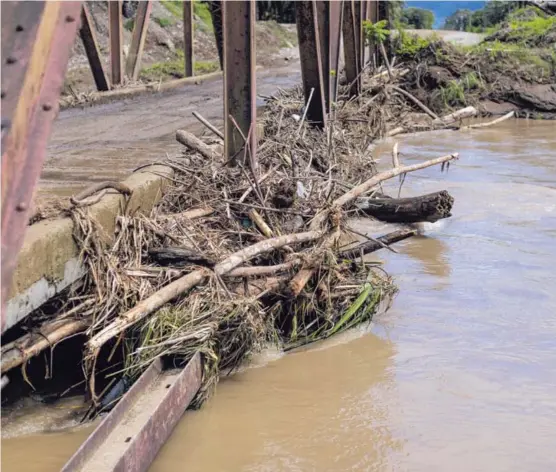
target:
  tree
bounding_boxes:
[443,8,473,31]
[401,7,435,29]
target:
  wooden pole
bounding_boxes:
[183,0,194,77]
[79,4,110,91]
[108,0,123,85]
[1,1,83,328]
[295,1,327,127]
[125,0,152,81]
[222,0,256,164]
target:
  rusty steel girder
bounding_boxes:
[222,0,257,164]
[295,1,327,127]
[1,1,83,330]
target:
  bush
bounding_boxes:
[394,29,430,56]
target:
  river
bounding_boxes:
[2,120,555,471]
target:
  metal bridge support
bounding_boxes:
[329,0,344,106]
[1,0,82,325]
[222,0,256,164]
[80,4,110,91]
[108,0,123,85]
[209,1,224,70]
[366,0,379,67]
[183,1,194,77]
[295,1,327,127]
[315,2,330,114]
[125,0,152,81]
[342,0,362,97]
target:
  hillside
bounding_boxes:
[64,1,297,97]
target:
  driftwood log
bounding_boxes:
[355,190,454,224]
[148,247,216,268]
[340,228,418,260]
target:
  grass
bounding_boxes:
[153,16,174,28]
[124,18,134,32]
[263,20,298,48]
[140,53,219,82]
[393,28,431,56]
[161,0,213,32]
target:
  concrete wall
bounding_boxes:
[4,166,174,334]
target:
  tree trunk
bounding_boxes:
[355,190,454,223]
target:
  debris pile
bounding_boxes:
[4,67,465,414]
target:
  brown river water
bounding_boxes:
[2,120,556,471]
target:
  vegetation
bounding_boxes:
[362,19,390,45]
[140,52,219,82]
[393,28,432,56]
[401,7,435,30]
[153,16,173,28]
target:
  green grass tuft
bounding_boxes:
[153,16,173,28]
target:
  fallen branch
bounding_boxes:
[355,190,454,223]
[339,228,418,260]
[289,153,459,296]
[390,85,439,121]
[1,319,89,374]
[176,129,219,160]
[460,111,514,130]
[87,230,325,353]
[433,106,478,126]
[192,111,224,140]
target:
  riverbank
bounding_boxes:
[390,9,556,118]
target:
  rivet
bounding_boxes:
[6,57,17,65]
[42,104,52,111]
[16,202,27,212]
[1,91,5,99]
[15,25,24,32]
[65,15,75,23]
[1,119,10,131]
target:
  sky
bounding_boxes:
[405,1,486,28]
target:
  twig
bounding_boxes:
[297,87,314,135]
[460,111,514,130]
[379,42,393,80]
[192,111,224,139]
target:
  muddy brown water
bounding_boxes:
[3,120,555,471]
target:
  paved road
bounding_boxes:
[406,29,485,46]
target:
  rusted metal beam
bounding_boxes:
[125,0,152,81]
[295,1,327,127]
[183,0,194,77]
[209,1,223,70]
[315,1,330,113]
[79,4,110,91]
[61,354,202,472]
[342,0,361,96]
[108,0,123,85]
[1,1,83,327]
[329,0,343,105]
[222,0,256,163]
[366,0,379,66]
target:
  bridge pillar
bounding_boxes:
[295,1,327,127]
[342,0,363,97]
[108,0,123,86]
[222,0,256,165]
[183,1,194,77]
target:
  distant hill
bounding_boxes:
[405,1,486,28]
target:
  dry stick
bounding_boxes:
[432,106,478,126]
[390,85,440,121]
[227,259,301,277]
[176,129,218,160]
[386,126,404,137]
[288,153,459,296]
[192,111,224,140]
[87,230,325,354]
[297,87,314,135]
[1,319,89,374]
[249,209,274,237]
[238,166,277,203]
[339,228,417,260]
[379,42,393,80]
[460,111,515,130]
